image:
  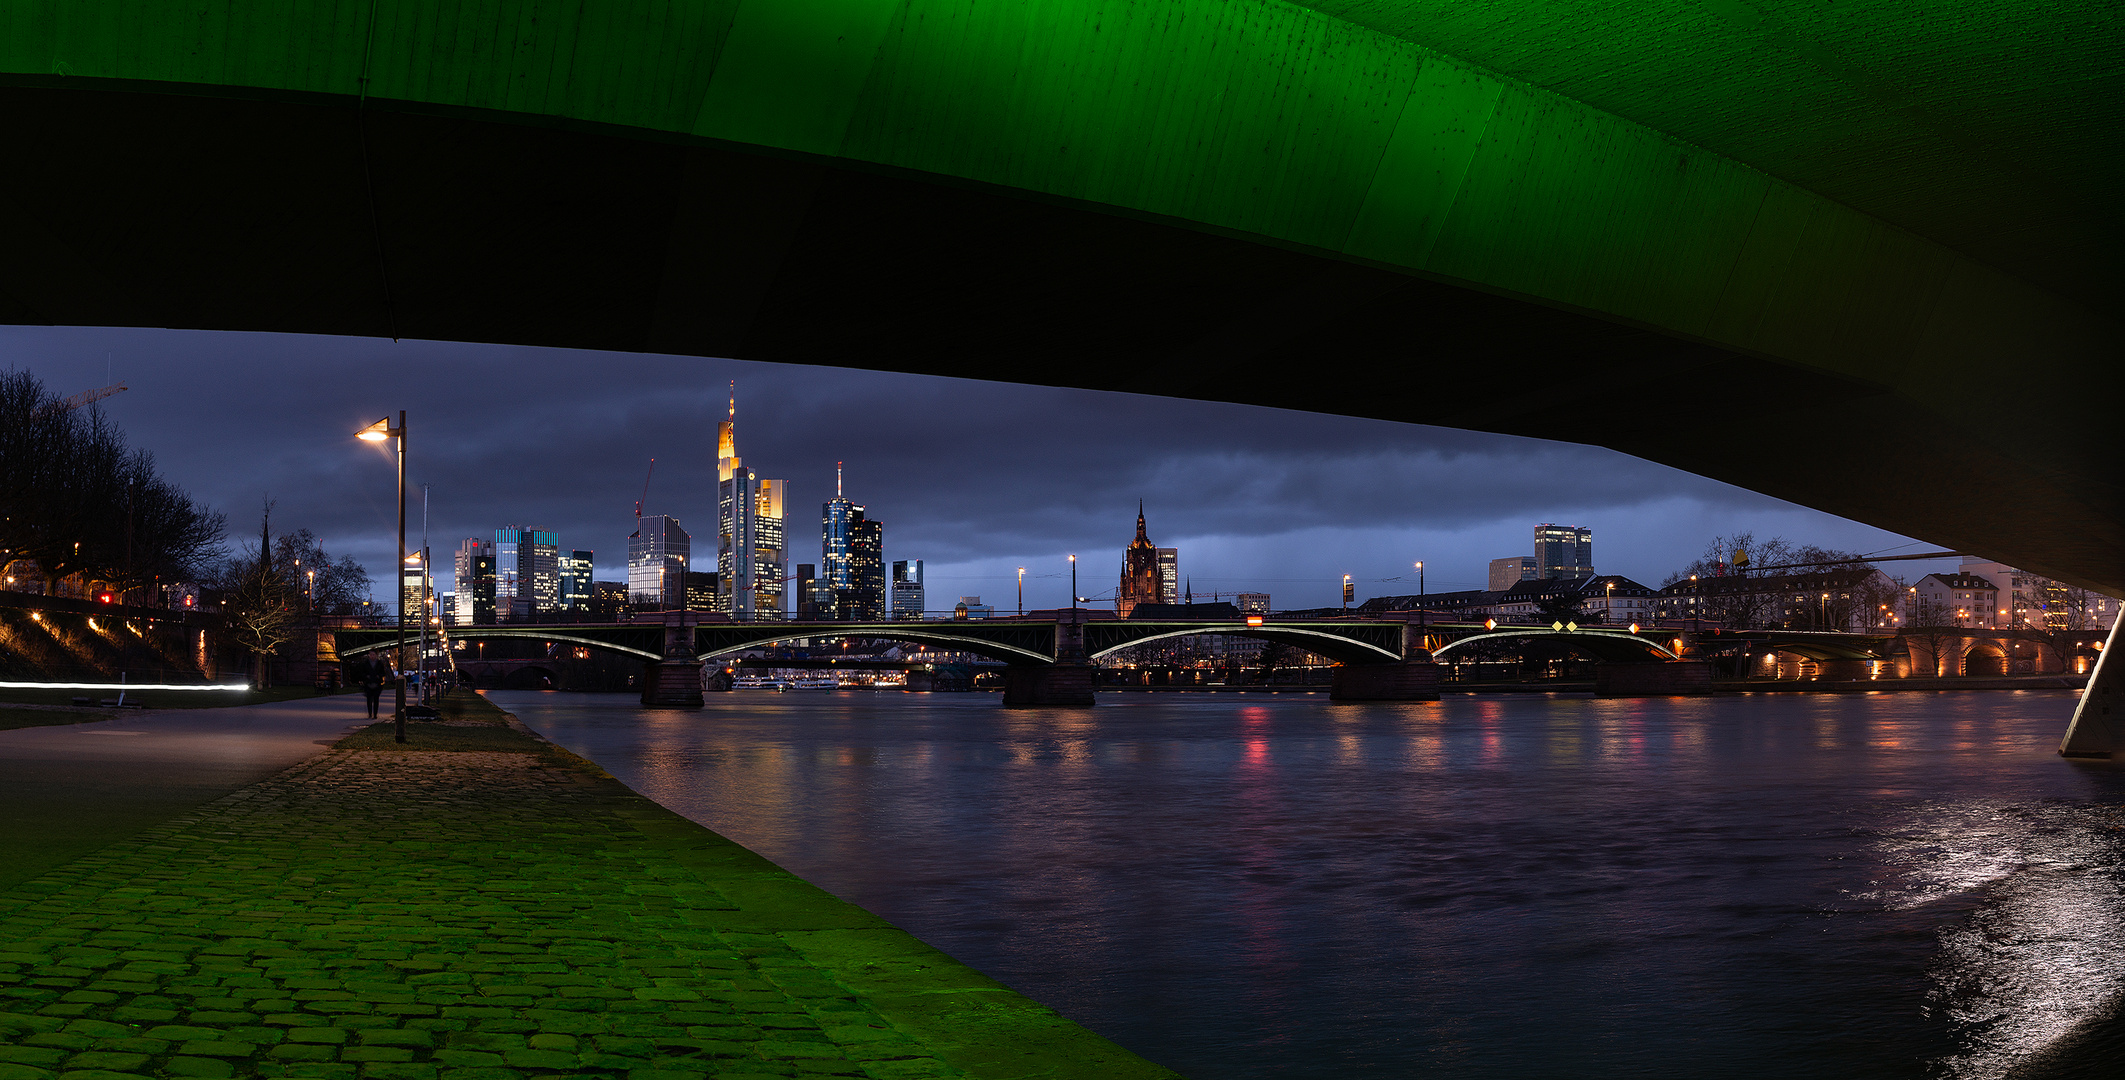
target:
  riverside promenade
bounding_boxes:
[0,694,1178,1080]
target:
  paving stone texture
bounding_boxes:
[0,704,1178,1080]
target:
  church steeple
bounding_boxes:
[1133,500,1151,546]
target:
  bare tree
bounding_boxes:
[218,502,298,688]
[272,530,372,616]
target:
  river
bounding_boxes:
[488,688,2125,1079]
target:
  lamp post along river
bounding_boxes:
[357,412,407,743]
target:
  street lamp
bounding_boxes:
[356,412,408,743]
[1068,554,1077,611]
[1342,573,1353,611]
[1017,566,1025,616]
[1415,560,1425,631]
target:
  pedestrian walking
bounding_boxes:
[358,654,389,720]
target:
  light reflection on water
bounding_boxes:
[493,688,2125,1079]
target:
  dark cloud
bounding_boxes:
[3,326,1949,611]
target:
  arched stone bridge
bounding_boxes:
[338,615,1412,667]
[1431,627,1681,664]
[337,613,1428,706]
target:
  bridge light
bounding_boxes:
[1629,623,1640,635]
[1485,618,1496,630]
[1246,615,1264,628]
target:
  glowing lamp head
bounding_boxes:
[1246,615,1264,628]
[356,417,393,442]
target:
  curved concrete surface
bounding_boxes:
[0,697,371,889]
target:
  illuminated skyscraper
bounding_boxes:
[892,560,924,620]
[1534,524,1594,581]
[559,549,593,613]
[628,515,689,610]
[494,526,559,620]
[452,537,495,626]
[716,387,787,620]
[821,464,885,620]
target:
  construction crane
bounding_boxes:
[634,458,656,522]
[32,383,126,417]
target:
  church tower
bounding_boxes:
[1117,503,1164,618]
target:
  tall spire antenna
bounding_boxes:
[728,381,735,420]
[837,461,843,497]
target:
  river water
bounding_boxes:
[489,689,2125,1079]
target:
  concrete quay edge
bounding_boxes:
[0,696,1184,1080]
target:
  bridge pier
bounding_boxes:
[640,612,705,708]
[2060,616,2122,758]
[1594,661,1713,696]
[1002,663,1095,707]
[1329,660,1441,701]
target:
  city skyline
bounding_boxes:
[0,326,1961,611]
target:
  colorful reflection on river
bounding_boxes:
[494,689,2125,1080]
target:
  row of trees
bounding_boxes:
[4,370,375,685]
[1,369,226,599]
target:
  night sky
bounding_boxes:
[3,325,1958,611]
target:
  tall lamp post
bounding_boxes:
[1415,560,1425,633]
[1068,555,1077,611]
[1017,566,1025,616]
[356,413,407,744]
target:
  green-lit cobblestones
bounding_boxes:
[0,735,965,1080]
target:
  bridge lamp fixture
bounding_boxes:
[1246,615,1264,628]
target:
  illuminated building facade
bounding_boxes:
[494,525,560,620]
[559,549,594,613]
[452,538,495,626]
[821,465,885,620]
[400,557,428,630]
[716,390,787,619]
[892,560,924,620]
[1488,556,1537,592]
[684,571,719,613]
[628,515,689,610]
[1534,524,1594,581]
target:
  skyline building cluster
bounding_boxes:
[442,389,928,624]
[449,527,593,625]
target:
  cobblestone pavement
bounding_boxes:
[0,714,1178,1080]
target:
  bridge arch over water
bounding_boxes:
[1432,628,1680,664]
[1083,624,1403,666]
[340,629,663,662]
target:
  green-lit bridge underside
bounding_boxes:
[3,1,2116,592]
